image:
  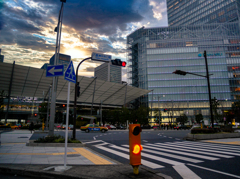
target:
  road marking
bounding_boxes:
[173,141,240,151]
[143,140,148,142]
[141,145,203,163]
[95,145,164,169]
[84,140,103,144]
[156,142,240,157]
[175,138,180,140]
[188,163,240,179]
[73,148,112,165]
[120,145,184,166]
[154,143,233,158]
[146,144,219,160]
[93,137,96,140]
[173,165,201,179]
[169,137,172,138]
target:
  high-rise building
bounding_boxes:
[167,0,240,26]
[127,23,240,124]
[94,63,122,83]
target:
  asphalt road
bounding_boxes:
[30,129,240,179]
[76,129,240,179]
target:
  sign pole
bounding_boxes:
[64,82,70,168]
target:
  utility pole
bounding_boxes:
[49,0,66,136]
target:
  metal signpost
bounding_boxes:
[64,61,76,168]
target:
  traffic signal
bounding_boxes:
[111,59,127,67]
[34,113,37,117]
[77,82,80,97]
[62,104,66,107]
[164,109,167,112]
[173,70,187,76]
[129,124,142,175]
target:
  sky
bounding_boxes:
[0,0,168,80]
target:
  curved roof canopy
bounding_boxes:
[0,62,151,106]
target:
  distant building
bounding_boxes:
[0,49,4,62]
[49,53,71,71]
[94,63,122,83]
[40,63,49,70]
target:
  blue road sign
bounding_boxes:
[91,52,111,62]
[46,65,64,77]
[64,61,76,83]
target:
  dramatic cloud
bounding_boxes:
[0,0,168,79]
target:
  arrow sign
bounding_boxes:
[46,65,64,77]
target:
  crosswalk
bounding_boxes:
[84,140,240,178]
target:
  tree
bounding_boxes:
[211,97,223,123]
[178,114,188,125]
[195,113,203,124]
[38,102,48,123]
[232,100,240,122]
[130,106,150,125]
[153,108,162,124]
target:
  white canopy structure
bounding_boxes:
[0,62,151,106]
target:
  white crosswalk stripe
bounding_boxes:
[154,142,240,156]
[149,143,234,158]
[145,143,221,160]
[95,145,164,169]
[91,140,238,176]
[121,145,203,163]
[118,145,185,165]
[173,141,240,151]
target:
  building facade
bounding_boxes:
[94,63,122,83]
[49,53,71,71]
[127,22,240,123]
[167,0,240,26]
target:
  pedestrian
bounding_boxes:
[29,122,34,134]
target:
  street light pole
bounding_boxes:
[72,57,91,140]
[172,50,214,129]
[204,51,214,128]
[49,0,66,136]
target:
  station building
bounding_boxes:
[127,0,240,124]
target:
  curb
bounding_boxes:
[186,132,240,140]
[26,141,85,147]
[0,166,87,179]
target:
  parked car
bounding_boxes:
[61,125,70,130]
[104,124,117,130]
[69,124,74,130]
[81,124,108,133]
[56,125,62,129]
[116,125,126,130]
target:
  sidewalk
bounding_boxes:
[0,130,165,179]
[200,138,240,145]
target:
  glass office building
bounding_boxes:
[167,0,240,26]
[127,22,240,123]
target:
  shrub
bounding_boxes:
[0,126,11,129]
[34,135,81,143]
[191,128,216,134]
[20,126,29,129]
[33,124,42,130]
